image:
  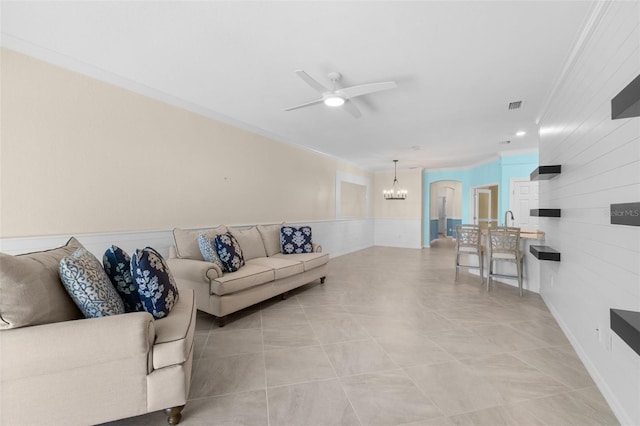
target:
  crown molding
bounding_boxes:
[536,0,613,125]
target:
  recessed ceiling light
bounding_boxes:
[516,131,526,137]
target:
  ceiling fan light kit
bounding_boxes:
[285,70,397,118]
[323,95,345,107]
[384,160,407,200]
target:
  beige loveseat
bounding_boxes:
[0,239,196,425]
[167,224,329,325]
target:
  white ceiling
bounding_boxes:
[1,1,595,172]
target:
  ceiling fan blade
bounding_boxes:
[284,98,324,111]
[339,81,397,99]
[295,70,330,93]
[342,99,362,118]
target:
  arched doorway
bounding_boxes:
[429,180,462,243]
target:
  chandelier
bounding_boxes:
[383,160,407,200]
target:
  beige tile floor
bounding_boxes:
[108,240,619,426]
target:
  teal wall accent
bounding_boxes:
[422,153,538,246]
[446,218,462,237]
[430,219,439,241]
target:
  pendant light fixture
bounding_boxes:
[383,160,407,200]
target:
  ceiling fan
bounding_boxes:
[285,70,397,118]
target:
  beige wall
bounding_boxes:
[340,181,367,218]
[372,168,422,219]
[0,49,370,237]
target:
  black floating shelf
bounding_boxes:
[611,309,640,357]
[529,245,561,261]
[530,208,561,217]
[611,74,640,120]
[530,165,562,181]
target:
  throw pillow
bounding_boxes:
[103,245,144,313]
[214,232,245,273]
[173,225,227,260]
[280,226,313,254]
[257,224,282,256]
[229,226,267,260]
[131,247,179,319]
[0,237,84,330]
[59,248,125,318]
[197,230,226,269]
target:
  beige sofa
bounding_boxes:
[0,240,196,425]
[167,224,329,325]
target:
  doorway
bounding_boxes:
[510,178,539,230]
[429,180,462,241]
[471,184,498,230]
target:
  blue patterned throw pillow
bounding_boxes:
[280,226,313,254]
[131,247,179,319]
[214,232,245,273]
[103,245,144,313]
[198,232,225,269]
[59,248,125,318]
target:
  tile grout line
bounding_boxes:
[259,308,271,426]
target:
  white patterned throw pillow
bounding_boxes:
[59,248,125,318]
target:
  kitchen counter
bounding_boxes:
[480,229,545,239]
[470,228,545,293]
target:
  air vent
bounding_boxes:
[499,140,511,145]
[508,101,522,110]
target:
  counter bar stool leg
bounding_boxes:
[454,224,483,285]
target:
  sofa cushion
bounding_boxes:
[246,257,304,280]
[153,288,196,369]
[211,264,275,296]
[197,230,226,270]
[272,252,330,271]
[257,224,282,256]
[0,237,84,330]
[131,247,179,319]
[214,232,245,273]
[59,248,125,318]
[230,226,267,260]
[103,246,144,313]
[173,226,227,260]
[280,226,313,254]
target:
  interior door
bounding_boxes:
[474,188,492,230]
[510,179,539,230]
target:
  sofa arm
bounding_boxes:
[313,243,323,253]
[0,312,154,381]
[167,257,222,282]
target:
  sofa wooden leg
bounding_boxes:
[164,405,184,425]
[281,291,289,300]
[320,277,326,284]
[217,316,227,327]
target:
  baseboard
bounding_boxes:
[541,293,631,426]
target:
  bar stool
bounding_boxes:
[454,224,484,285]
[487,227,524,296]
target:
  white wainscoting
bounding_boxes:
[373,218,422,249]
[0,219,375,260]
[0,230,176,260]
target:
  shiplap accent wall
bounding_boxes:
[0,219,375,260]
[537,2,640,424]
